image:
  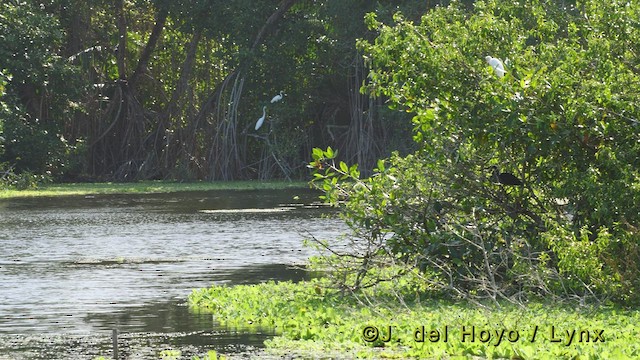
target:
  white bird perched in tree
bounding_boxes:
[485,56,505,77]
[255,106,267,130]
[270,91,284,103]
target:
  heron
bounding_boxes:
[270,91,284,103]
[255,106,267,130]
[485,56,505,77]
[488,165,523,186]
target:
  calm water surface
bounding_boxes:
[0,188,347,359]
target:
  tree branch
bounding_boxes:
[250,0,298,52]
[115,0,127,81]
[129,7,168,89]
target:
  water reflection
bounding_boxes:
[0,189,347,358]
[83,264,309,334]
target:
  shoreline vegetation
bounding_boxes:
[189,277,640,359]
[0,180,309,199]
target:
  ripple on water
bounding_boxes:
[0,189,348,358]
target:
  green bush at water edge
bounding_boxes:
[309,0,640,304]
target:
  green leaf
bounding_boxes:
[325,146,335,159]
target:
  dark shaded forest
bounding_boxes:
[0,0,456,182]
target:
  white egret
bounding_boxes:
[485,56,505,77]
[255,106,267,130]
[270,91,284,103]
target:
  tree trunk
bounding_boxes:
[89,0,153,180]
[250,0,298,51]
[129,8,168,90]
[115,0,127,82]
[147,29,203,178]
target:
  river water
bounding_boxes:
[0,188,347,359]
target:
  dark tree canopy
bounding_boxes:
[1,0,424,182]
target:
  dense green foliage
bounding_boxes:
[189,278,640,358]
[0,0,427,184]
[311,0,640,304]
[0,2,81,175]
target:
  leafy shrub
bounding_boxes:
[0,2,82,179]
[0,162,52,190]
[310,0,640,304]
[1,103,66,175]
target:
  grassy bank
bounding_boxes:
[189,278,640,359]
[0,180,309,199]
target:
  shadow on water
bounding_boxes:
[0,189,346,359]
